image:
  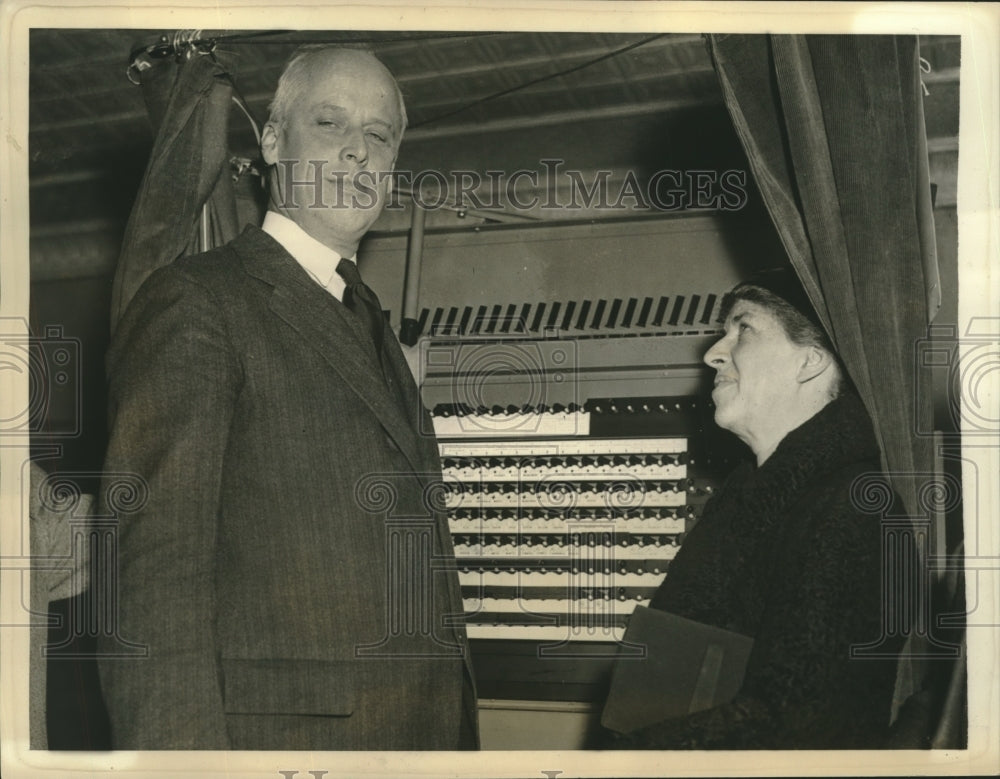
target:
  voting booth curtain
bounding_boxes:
[109,47,241,333]
[705,34,939,520]
[705,37,965,745]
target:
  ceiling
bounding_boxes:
[29,30,725,163]
[27,29,961,279]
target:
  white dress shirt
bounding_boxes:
[261,210,356,301]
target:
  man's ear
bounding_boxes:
[261,122,280,166]
[796,345,833,384]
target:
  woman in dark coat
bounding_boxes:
[606,269,901,749]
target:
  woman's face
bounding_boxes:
[703,299,810,446]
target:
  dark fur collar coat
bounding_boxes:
[616,393,901,749]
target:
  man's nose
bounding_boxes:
[340,128,368,166]
[703,336,729,368]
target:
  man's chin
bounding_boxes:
[304,213,383,245]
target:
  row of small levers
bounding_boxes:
[443,453,686,468]
[458,596,658,641]
[431,400,701,438]
[454,546,677,575]
[448,507,692,519]
[456,538,677,560]
[438,437,687,458]
[433,400,698,416]
[446,489,688,509]
[447,510,688,534]
[442,455,686,484]
[451,531,681,548]
[444,479,690,495]
[457,564,672,581]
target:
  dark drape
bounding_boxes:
[110,48,240,333]
[705,34,938,518]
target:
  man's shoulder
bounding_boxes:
[135,225,287,305]
[168,225,271,282]
[120,226,279,329]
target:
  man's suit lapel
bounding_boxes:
[236,228,426,478]
[380,329,439,465]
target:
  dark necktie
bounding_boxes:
[337,257,384,356]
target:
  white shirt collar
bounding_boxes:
[261,210,354,301]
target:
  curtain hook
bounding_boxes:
[171,29,212,61]
[126,52,154,86]
[125,30,215,85]
[918,56,932,97]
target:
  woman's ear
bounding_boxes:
[797,345,834,384]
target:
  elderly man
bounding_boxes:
[97,46,477,750]
[603,268,900,749]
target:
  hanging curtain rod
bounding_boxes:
[128,29,221,65]
[127,29,668,132]
[126,30,263,142]
[128,29,503,67]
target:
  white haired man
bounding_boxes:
[97,46,478,750]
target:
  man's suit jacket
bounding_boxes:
[96,226,478,750]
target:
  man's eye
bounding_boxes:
[318,120,339,128]
[367,131,387,143]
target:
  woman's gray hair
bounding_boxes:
[722,282,850,400]
[267,44,408,138]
